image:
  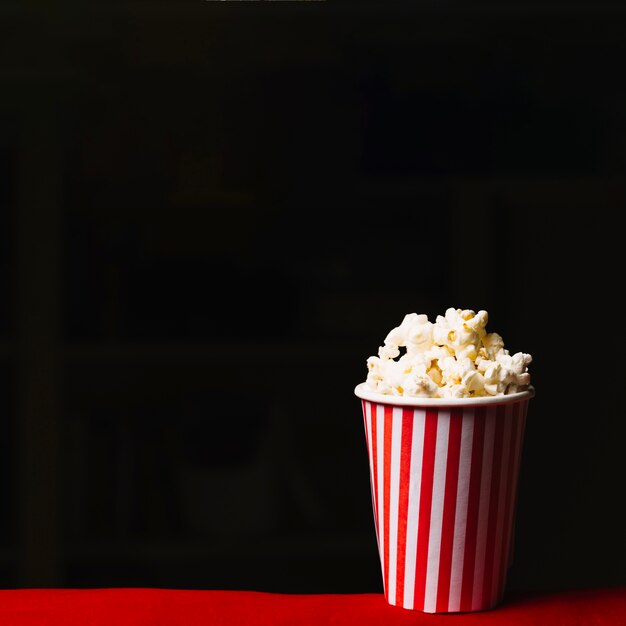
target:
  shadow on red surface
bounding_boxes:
[0,586,625,625]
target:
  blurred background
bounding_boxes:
[1,0,625,597]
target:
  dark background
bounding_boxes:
[1,0,625,598]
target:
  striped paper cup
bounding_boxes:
[354,382,534,613]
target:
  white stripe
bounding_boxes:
[365,402,379,552]
[472,406,497,610]
[377,405,386,592]
[491,404,513,605]
[423,410,450,612]
[387,407,403,603]
[403,409,425,609]
[447,410,475,612]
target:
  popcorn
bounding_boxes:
[364,308,532,398]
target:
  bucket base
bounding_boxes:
[384,591,504,613]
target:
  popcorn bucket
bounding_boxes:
[354,383,534,613]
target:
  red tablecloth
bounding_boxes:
[0,587,625,625]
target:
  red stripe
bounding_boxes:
[436,409,464,612]
[507,400,529,568]
[413,409,439,610]
[497,402,521,601]
[383,406,393,595]
[361,401,370,516]
[370,404,380,546]
[460,407,486,612]
[481,404,506,609]
[395,408,414,606]
[362,400,369,458]
[362,400,367,437]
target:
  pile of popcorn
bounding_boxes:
[365,308,532,398]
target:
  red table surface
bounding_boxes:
[0,587,625,626]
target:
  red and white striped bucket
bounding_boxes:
[354,383,534,613]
